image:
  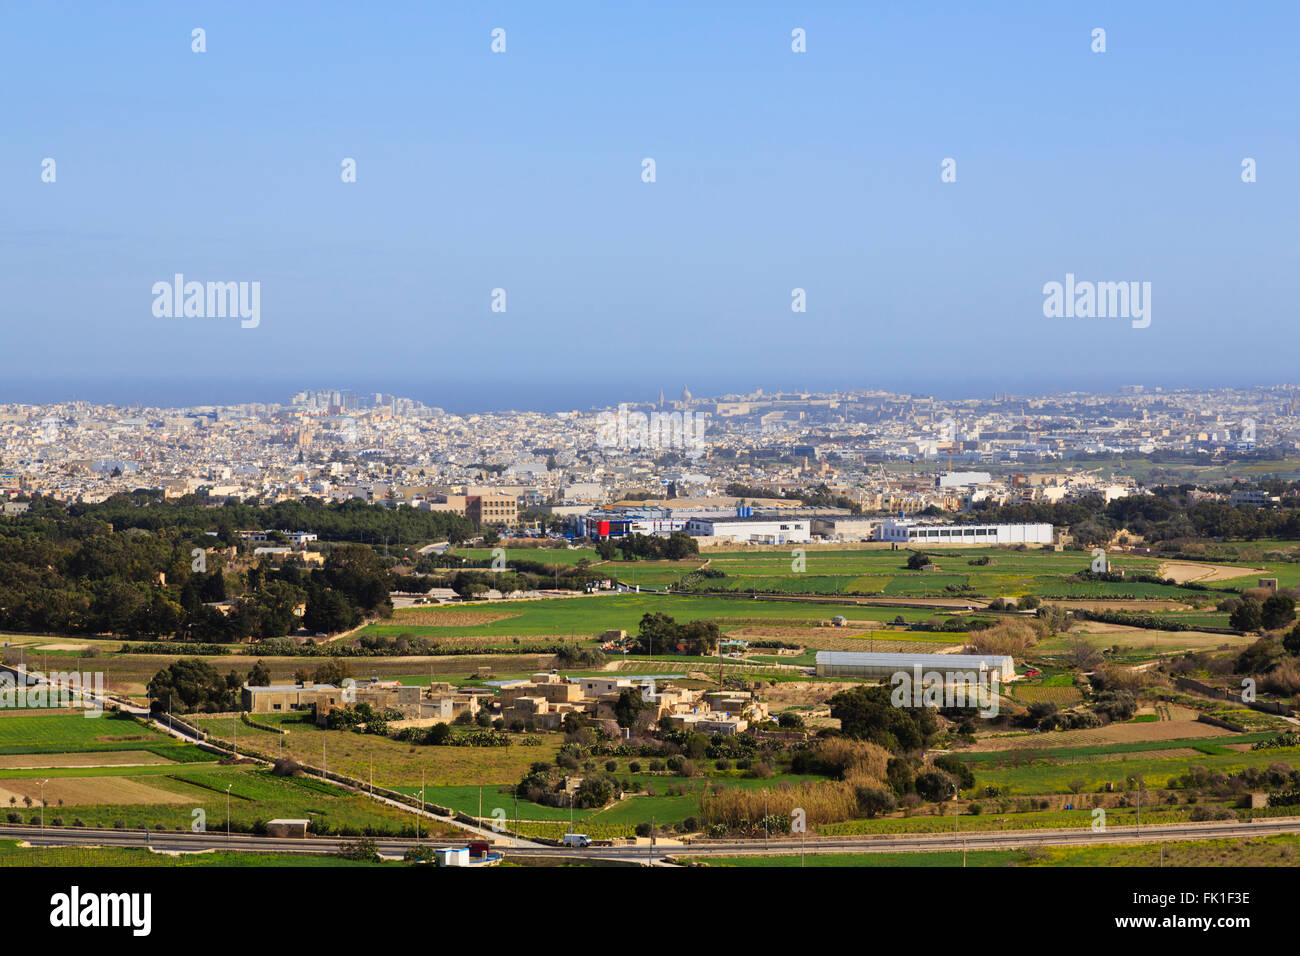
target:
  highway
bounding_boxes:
[7,816,1300,865]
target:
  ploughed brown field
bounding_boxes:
[969,706,1231,752]
[0,750,173,770]
[0,776,190,807]
[388,609,521,626]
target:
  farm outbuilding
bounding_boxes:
[814,650,1016,683]
[266,819,310,838]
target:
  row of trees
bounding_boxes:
[0,518,394,641]
[605,532,699,561]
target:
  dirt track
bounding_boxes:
[1158,561,1256,584]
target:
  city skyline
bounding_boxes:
[8,375,1300,415]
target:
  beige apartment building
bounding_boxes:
[467,493,518,526]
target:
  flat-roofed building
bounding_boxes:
[878,520,1053,546]
[684,515,811,544]
[467,493,518,526]
[242,682,343,714]
[811,515,882,541]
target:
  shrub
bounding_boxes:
[336,836,381,862]
[854,786,897,818]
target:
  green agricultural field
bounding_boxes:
[1035,580,1214,600]
[0,711,211,762]
[1035,628,1252,659]
[955,732,1276,764]
[0,763,446,837]
[366,594,935,641]
[398,783,592,822]
[683,547,1178,601]
[1149,612,1233,628]
[0,839,388,867]
[968,744,1300,795]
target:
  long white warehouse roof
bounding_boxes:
[815,651,1013,669]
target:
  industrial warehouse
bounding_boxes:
[877,519,1055,545]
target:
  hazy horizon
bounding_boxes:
[1,373,1295,415]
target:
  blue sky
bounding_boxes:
[2,1,1298,410]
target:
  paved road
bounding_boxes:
[667,817,1300,859]
[7,817,1300,865]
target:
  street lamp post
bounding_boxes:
[954,788,965,867]
[225,784,232,847]
[39,779,48,832]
